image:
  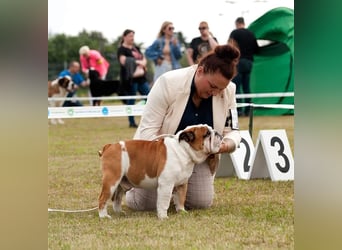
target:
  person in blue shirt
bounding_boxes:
[58,61,89,106]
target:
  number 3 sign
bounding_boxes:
[249,129,294,181]
[215,129,294,181]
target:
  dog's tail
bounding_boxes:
[98,144,112,157]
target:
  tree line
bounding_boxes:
[48,29,189,82]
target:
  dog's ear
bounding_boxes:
[179,131,195,143]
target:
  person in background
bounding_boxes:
[58,61,88,106]
[228,17,259,116]
[125,44,241,211]
[79,45,110,80]
[117,29,150,128]
[145,21,182,82]
[186,21,219,65]
[79,45,110,105]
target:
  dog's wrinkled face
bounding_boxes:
[52,75,75,92]
[178,124,223,155]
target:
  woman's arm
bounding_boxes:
[145,39,162,61]
[134,76,170,139]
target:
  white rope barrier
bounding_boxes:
[236,92,294,99]
[48,95,147,101]
[48,92,294,102]
[237,103,294,109]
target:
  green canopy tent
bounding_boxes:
[248,7,294,115]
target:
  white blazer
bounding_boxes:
[134,65,241,149]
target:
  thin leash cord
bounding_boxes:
[152,134,175,141]
[48,135,174,214]
[48,207,97,213]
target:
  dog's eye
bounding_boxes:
[204,130,211,138]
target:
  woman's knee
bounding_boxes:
[185,189,214,209]
[125,188,157,211]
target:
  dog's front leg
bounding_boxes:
[173,183,188,213]
[156,183,174,220]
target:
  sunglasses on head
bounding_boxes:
[199,27,207,30]
[168,27,175,31]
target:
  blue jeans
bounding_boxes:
[62,92,83,107]
[126,81,150,126]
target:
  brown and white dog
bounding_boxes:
[98,124,223,219]
[48,75,76,124]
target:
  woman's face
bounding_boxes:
[124,32,135,44]
[163,24,174,36]
[194,66,230,98]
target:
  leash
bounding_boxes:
[48,207,97,213]
[152,134,176,141]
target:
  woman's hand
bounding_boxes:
[218,139,236,154]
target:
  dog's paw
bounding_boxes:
[98,209,111,219]
[177,208,188,214]
[99,214,112,219]
[57,119,65,124]
[158,215,169,220]
[157,211,169,220]
[50,119,57,125]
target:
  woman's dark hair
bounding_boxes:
[120,29,135,44]
[198,44,240,80]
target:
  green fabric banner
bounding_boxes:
[248,7,294,115]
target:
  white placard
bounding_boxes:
[216,130,254,179]
[249,129,294,181]
[230,130,255,179]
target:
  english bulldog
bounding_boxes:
[98,124,223,219]
[48,75,76,124]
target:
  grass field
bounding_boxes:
[48,115,294,249]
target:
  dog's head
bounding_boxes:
[88,69,100,81]
[177,124,223,163]
[51,75,75,92]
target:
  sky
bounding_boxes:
[48,0,294,48]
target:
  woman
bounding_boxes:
[79,45,110,105]
[117,29,150,128]
[79,45,109,80]
[126,44,242,210]
[145,21,182,82]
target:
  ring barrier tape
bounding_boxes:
[48,92,294,102]
[48,103,294,119]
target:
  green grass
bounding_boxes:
[48,115,294,249]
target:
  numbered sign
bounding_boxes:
[249,129,294,181]
[216,130,254,179]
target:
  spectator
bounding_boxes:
[79,45,110,105]
[58,61,88,106]
[117,29,150,128]
[125,44,242,211]
[145,21,182,82]
[228,17,259,116]
[186,21,219,65]
[79,45,109,80]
